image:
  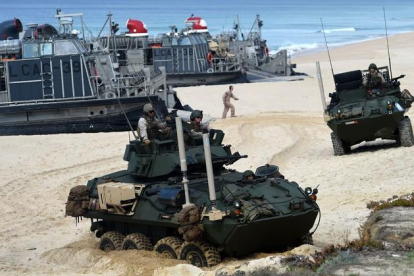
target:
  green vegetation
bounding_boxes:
[366,193,414,213]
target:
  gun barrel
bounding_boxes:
[392,74,405,81]
[212,155,248,161]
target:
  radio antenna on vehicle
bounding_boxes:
[383,7,393,79]
[320,18,335,79]
[116,97,138,140]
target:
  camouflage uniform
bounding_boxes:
[138,115,166,140]
[363,64,385,88]
[222,87,239,119]
[189,121,210,136]
[189,110,210,136]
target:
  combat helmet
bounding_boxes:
[242,170,255,180]
[143,103,155,114]
[368,63,377,71]
[190,110,203,121]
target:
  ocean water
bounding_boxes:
[1,0,414,55]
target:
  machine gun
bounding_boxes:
[391,74,405,82]
[391,74,405,87]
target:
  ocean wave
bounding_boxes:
[316,27,357,34]
[272,43,320,56]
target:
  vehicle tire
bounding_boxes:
[398,116,414,147]
[180,240,221,267]
[100,231,124,252]
[122,233,153,251]
[331,132,347,156]
[155,236,184,259]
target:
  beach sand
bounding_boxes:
[1,32,414,275]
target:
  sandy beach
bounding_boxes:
[1,31,414,275]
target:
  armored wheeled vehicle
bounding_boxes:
[66,118,320,267]
[316,62,414,155]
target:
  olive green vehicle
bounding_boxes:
[66,117,320,267]
[317,63,414,155]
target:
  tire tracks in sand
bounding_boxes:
[0,155,125,269]
[212,113,325,171]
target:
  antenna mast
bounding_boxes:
[116,98,138,140]
[320,18,335,79]
[383,7,393,79]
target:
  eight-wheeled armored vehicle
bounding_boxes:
[316,62,414,155]
[66,117,320,267]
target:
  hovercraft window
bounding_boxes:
[40,43,53,56]
[179,37,191,46]
[162,37,171,47]
[54,41,78,55]
[172,37,178,46]
[22,43,39,59]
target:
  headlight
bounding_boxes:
[233,200,242,209]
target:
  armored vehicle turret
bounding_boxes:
[66,117,320,267]
[317,62,414,155]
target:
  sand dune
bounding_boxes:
[1,32,414,275]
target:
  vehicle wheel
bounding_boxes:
[122,233,153,251]
[398,117,414,147]
[180,240,221,267]
[100,231,124,252]
[155,236,184,259]
[331,132,347,156]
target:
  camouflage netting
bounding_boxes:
[240,198,276,222]
[177,205,203,242]
[66,185,91,217]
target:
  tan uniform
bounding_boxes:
[138,115,166,140]
[222,90,238,119]
[363,71,385,87]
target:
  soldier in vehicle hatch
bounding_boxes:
[242,170,255,181]
[189,110,210,136]
[363,63,385,88]
[137,103,170,144]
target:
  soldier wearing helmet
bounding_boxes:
[189,110,210,136]
[137,103,168,144]
[242,170,255,181]
[363,63,385,88]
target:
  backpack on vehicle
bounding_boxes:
[66,185,91,217]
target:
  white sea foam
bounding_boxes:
[319,27,357,34]
[272,43,320,56]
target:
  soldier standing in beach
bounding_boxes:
[222,85,239,119]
